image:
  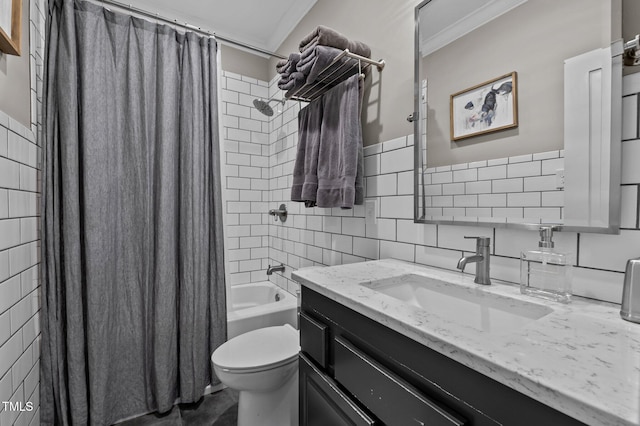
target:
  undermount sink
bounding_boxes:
[362,274,553,334]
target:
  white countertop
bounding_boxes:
[292,259,640,426]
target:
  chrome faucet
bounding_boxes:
[457,236,491,285]
[266,263,285,275]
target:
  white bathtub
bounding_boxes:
[227,282,298,339]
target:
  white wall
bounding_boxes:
[219,70,272,286]
[0,0,46,424]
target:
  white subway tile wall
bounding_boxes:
[220,71,272,285]
[423,151,563,222]
[0,2,46,425]
[261,74,640,305]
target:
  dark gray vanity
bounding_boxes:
[293,259,640,426]
[298,286,584,426]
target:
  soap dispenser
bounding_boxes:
[520,226,573,303]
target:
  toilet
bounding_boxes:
[212,324,300,426]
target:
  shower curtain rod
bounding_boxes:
[95,0,287,59]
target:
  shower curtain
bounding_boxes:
[40,0,226,424]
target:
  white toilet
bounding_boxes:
[211,324,300,426]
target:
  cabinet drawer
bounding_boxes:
[300,312,328,368]
[300,353,378,426]
[334,337,466,426]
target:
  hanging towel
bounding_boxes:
[291,98,324,206]
[298,25,371,59]
[287,81,330,102]
[316,74,364,209]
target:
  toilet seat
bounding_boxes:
[212,324,300,374]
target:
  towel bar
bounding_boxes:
[287,49,385,102]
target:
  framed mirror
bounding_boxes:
[0,0,21,56]
[414,0,623,232]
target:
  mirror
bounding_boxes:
[414,0,623,232]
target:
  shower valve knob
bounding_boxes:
[268,204,288,222]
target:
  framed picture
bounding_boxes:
[0,0,22,56]
[450,72,518,141]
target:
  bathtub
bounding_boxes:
[227,282,298,339]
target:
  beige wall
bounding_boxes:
[220,44,271,82]
[0,0,30,127]
[266,0,640,150]
[424,0,611,167]
[270,0,420,146]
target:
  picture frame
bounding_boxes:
[0,0,22,56]
[450,72,518,141]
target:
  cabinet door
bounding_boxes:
[334,337,466,426]
[300,312,328,368]
[299,353,378,426]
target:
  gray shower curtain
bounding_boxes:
[40,0,226,424]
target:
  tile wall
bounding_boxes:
[0,0,47,424]
[263,72,640,305]
[219,71,272,286]
[422,151,565,223]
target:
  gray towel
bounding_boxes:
[297,45,359,85]
[276,52,301,76]
[278,72,306,91]
[291,99,324,205]
[298,25,371,58]
[316,74,364,209]
[276,58,288,70]
[298,44,341,68]
[287,81,329,101]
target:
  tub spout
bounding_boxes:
[267,264,285,275]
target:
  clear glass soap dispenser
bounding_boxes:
[520,226,573,303]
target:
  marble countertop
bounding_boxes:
[292,259,640,426]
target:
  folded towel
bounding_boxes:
[315,74,364,209]
[298,25,371,58]
[276,58,288,70]
[300,37,371,59]
[278,72,306,91]
[297,45,360,85]
[276,52,301,76]
[291,99,324,206]
[297,44,339,68]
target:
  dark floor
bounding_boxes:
[115,388,239,426]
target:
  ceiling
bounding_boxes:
[125,0,317,54]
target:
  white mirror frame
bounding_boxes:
[413,0,623,233]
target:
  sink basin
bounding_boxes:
[362,274,553,334]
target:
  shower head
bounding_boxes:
[253,98,285,117]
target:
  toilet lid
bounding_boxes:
[212,324,300,373]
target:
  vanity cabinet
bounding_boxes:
[299,286,586,426]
